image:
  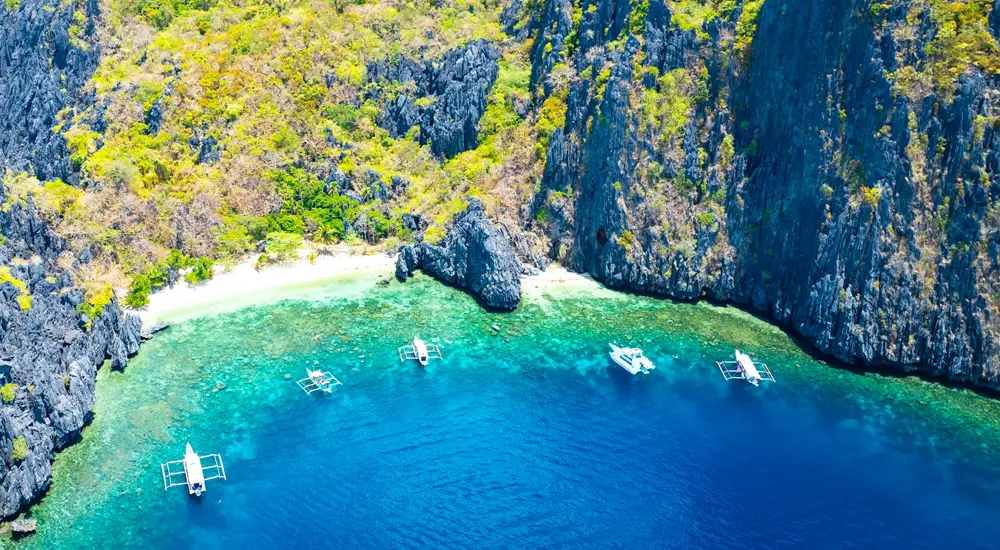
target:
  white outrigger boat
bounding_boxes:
[716,349,775,386]
[608,343,656,375]
[161,443,226,497]
[297,368,342,395]
[398,336,443,366]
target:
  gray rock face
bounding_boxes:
[396,199,521,310]
[519,0,1000,389]
[10,518,36,536]
[0,199,141,520]
[0,0,101,183]
[991,0,1000,39]
[367,40,501,158]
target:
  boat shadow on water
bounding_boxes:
[180,486,234,533]
[604,363,667,398]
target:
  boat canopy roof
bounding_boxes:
[184,452,205,485]
[735,349,761,380]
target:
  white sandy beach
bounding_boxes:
[522,265,597,287]
[137,246,397,325]
[135,248,605,325]
[521,265,606,296]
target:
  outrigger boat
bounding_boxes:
[608,343,656,375]
[161,443,226,497]
[297,369,342,395]
[398,336,443,366]
[716,349,775,386]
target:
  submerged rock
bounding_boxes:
[396,199,521,310]
[11,518,36,537]
[140,321,170,340]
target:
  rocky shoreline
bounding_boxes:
[518,0,1000,389]
[3,0,1000,531]
[0,199,141,522]
[0,0,143,525]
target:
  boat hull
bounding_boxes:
[609,353,645,375]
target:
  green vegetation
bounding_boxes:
[629,0,649,35]
[11,436,29,462]
[25,0,544,293]
[184,257,215,284]
[618,230,637,251]
[480,58,531,144]
[125,275,153,308]
[77,284,114,322]
[5,0,20,11]
[255,232,302,268]
[125,249,199,307]
[860,185,882,207]
[891,0,1000,103]
[0,267,32,311]
[667,0,721,37]
[820,183,834,200]
[265,232,303,261]
[932,196,952,235]
[68,10,89,50]
[2,172,83,220]
[536,90,568,153]
[642,68,697,152]
[733,0,764,62]
[719,134,735,168]
[1,383,17,404]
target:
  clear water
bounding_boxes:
[11,274,1000,549]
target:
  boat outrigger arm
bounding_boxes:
[716,349,776,387]
[161,443,226,496]
[297,369,342,394]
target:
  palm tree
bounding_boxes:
[314,225,339,247]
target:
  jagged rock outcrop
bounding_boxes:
[367,39,501,158]
[396,199,521,310]
[0,0,101,183]
[517,0,1000,388]
[0,200,140,520]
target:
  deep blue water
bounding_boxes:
[177,367,1000,549]
[21,278,1000,549]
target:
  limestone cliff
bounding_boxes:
[521,0,1000,387]
[0,0,140,519]
[0,196,141,519]
[396,198,522,311]
[4,0,1000,522]
[0,0,101,182]
[367,39,502,158]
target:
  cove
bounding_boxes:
[11,273,1000,549]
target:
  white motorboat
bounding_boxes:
[608,343,655,375]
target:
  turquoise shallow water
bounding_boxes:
[10,273,1000,548]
